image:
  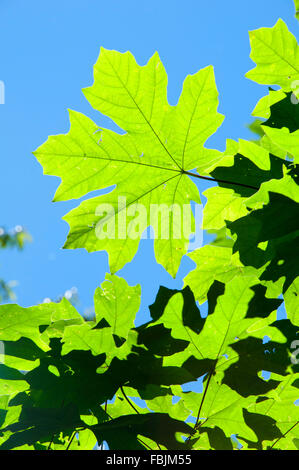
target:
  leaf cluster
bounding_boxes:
[0,16,299,450]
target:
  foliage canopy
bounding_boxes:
[0,16,299,450]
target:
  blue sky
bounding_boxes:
[0,0,297,322]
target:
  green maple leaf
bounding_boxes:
[202,134,292,233]
[228,191,299,291]
[106,393,149,420]
[183,244,257,303]
[94,273,140,338]
[33,49,224,276]
[261,91,299,133]
[243,375,299,450]
[181,378,257,442]
[192,426,234,450]
[61,274,140,362]
[0,405,84,450]
[0,298,82,350]
[202,186,249,230]
[284,278,299,326]
[245,174,299,209]
[89,412,194,450]
[262,126,299,164]
[61,322,116,358]
[2,12,299,451]
[146,278,286,412]
[0,338,46,373]
[0,365,29,396]
[246,19,299,91]
[252,89,286,120]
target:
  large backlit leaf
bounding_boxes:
[33,50,225,276]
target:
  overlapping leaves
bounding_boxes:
[0,273,297,450]
[1,16,299,450]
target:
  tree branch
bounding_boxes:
[183,170,259,190]
[269,421,299,449]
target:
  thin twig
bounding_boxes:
[194,370,214,430]
[66,431,76,450]
[137,437,154,450]
[47,435,54,451]
[183,170,259,191]
[120,386,140,414]
[269,421,299,449]
[120,386,162,451]
[185,365,216,446]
